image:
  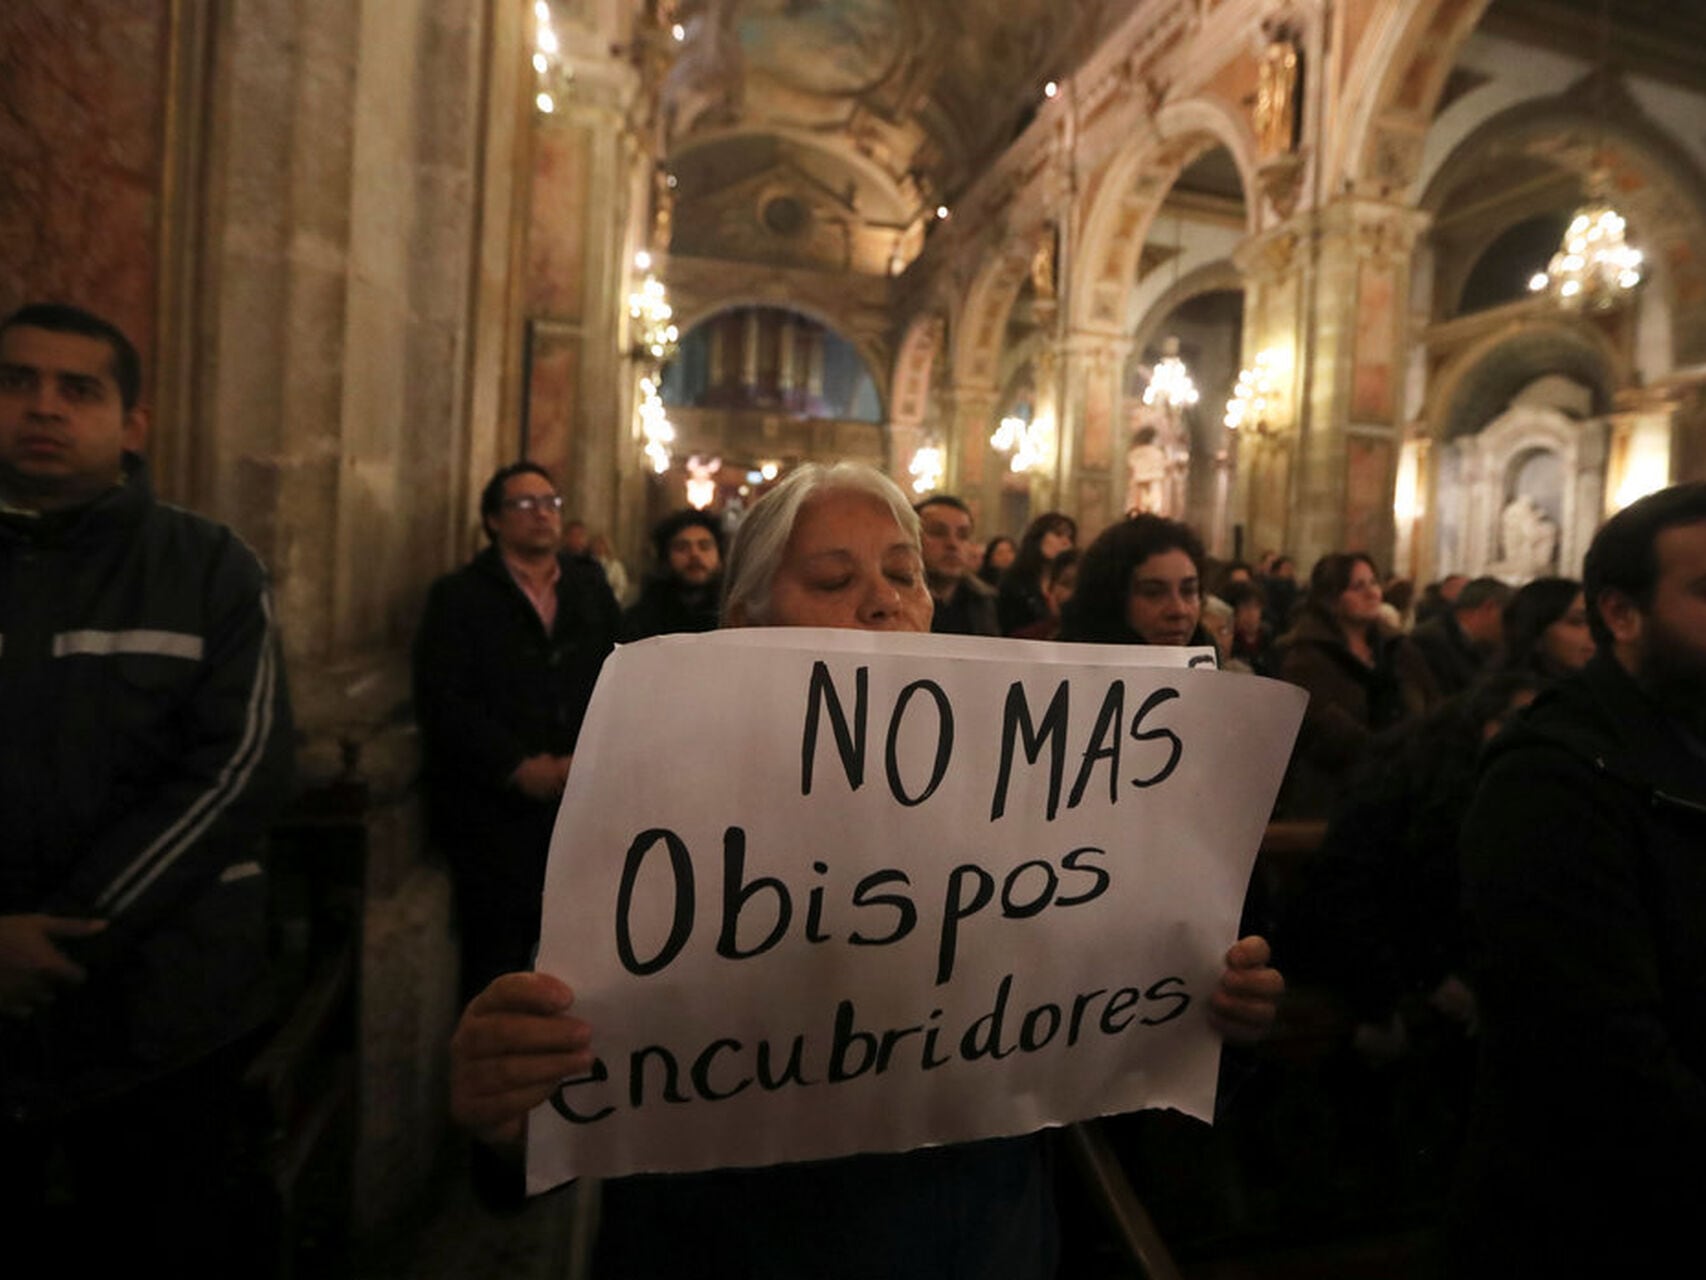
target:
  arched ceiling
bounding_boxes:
[661,0,1128,275]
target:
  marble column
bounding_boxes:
[524,36,647,538]
[1059,329,1131,537]
[1234,198,1428,568]
[947,383,999,526]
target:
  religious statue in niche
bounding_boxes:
[1030,224,1058,302]
[1497,494,1560,580]
[1125,418,1189,517]
[1254,33,1301,160]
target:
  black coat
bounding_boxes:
[0,457,293,1117]
[1452,655,1706,1273]
[1409,610,1485,697]
[930,573,1000,637]
[413,547,618,987]
[621,574,720,640]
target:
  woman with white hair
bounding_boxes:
[449,462,1282,1277]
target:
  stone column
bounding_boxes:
[1234,198,1428,568]
[1058,329,1131,537]
[523,34,646,536]
[946,383,999,525]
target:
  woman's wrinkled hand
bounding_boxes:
[450,971,596,1148]
[1208,936,1284,1044]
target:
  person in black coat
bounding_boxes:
[1451,483,1706,1275]
[414,462,619,1000]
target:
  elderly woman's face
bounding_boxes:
[766,489,934,632]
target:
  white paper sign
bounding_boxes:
[528,630,1304,1192]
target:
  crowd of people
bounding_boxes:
[441,454,1706,1275]
[6,299,1704,1276]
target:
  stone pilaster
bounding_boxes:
[523,38,647,539]
[1232,198,1429,568]
[946,384,999,526]
[1058,329,1131,537]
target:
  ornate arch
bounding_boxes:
[673,297,892,417]
[1071,95,1259,334]
[1418,91,1706,363]
[1334,0,1495,198]
[890,311,947,429]
[1423,316,1624,444]
[949,232,1039,392]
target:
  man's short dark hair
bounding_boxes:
[1583,482,1706,647]
[0,302,142,413]
[1456,576,1514,613]
[1060,513,1206,644]
[651,508,725,564]
[478,461,555,540]
[915,494,972,521]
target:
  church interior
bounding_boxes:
[5,0,1705,1271]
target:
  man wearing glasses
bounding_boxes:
[414,462,619,1001]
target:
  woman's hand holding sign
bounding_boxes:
[448,937,1284,1148]
[1208,936,1284,1043]
[450,972,594,1148]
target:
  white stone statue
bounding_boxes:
[1499,494,1558,578]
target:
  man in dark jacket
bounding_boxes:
[0,303,293,1268]
[621,508,724,639]
[1453,483,1706,1274]
[1409,574,1509,695]
[414,462,619,1000]
[917,494,999,637]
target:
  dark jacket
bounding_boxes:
[1409,609,1485,696]
[0,456,294,1118]
[413,546,619,987]
[930,573,1000,637]
[1274,605,1439,819]
[621,574,720,640]
[996,574,1049,637]
[1451,655,1706,1273]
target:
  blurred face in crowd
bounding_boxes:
[986,538,1017,574]
[1126,549,1201,646]
[1611,522,1706,729]
[1541,591,1595,674]
[1044,559,1078,615]
[0,324,145,511]
[667,524,721,587]
[1234,597,1264,644]
[765,489,934,633]
[1205,609,1235,662]
[1040,525,1074,562]
[487,471,564,559]
[918,501,974,589]
[1337,558,1385,630]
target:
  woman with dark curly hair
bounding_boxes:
[1499,576,1593,680]
[1275,552,1440,818]
[1058,512,1215,649]
[997,511,1077,635]
[977,534,1017,588]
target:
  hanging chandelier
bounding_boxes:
[1528,0,1643,312]
[1143,336,1200,411]
[628,251,680,363]
[1224,350,1280,434]
[637,374,674,474]
[991,414,1055,474]
[907,443,945,495]
[1528,186,1643,311]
